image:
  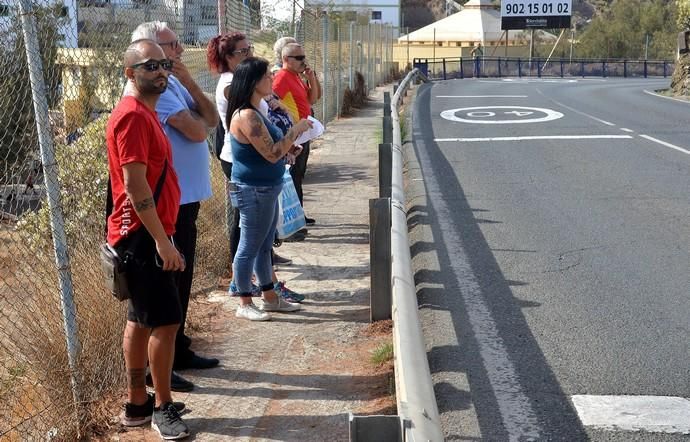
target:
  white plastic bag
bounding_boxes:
[276,167,306,239]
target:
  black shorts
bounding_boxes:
[116,230,182,328]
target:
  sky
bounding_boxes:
[264,0,303,22]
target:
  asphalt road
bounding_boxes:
[410,78,690,441]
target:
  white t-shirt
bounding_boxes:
[215,71,269,163]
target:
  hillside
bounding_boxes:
[400,0,657,33]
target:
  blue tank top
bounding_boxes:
[230,110,286,186]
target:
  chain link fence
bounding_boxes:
[0,0,395,439]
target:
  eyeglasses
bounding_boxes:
[129,59,174,72]
[233,45,254,56]
[159,40,180,50]
[287,55,306,61]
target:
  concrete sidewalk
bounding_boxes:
[114,87,395,441]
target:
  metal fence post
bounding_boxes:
[349,21,354,90]
[336,22,342,119]
[498,57,501,77]
[644,60,648,78]
[369,197,392,322]
[518,58,522,77]
[460,57,464,78]
[664,61,668,77]
[322,13,328,122]
[18,0,82,426]
[624,60,627,78]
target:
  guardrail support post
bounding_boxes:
[602,61,607,77]
[383,92,392,144]
[623,60,627,78]
[349,413,401,441]
[581,61,585,77]
[537,58,542,78]
[644,60,648,78]
[369,197,391,322]
[442,58,447,80]
[518,58,522,77]
[378,143,392,198]
[664,61,668,77]
[460,57,464,79]
[560,59,564,77]
[498,57,501,77]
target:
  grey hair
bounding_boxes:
[131,21,171,43]
[273,37,297,64]
[281,42,302,59]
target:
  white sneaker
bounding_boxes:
[260,297,301,312]
[236,303,271,321]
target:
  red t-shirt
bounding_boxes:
[106,96,180,247]
[273,69,310,121]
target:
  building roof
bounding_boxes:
[399,0,556,43]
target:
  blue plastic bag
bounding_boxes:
[276,167,306,239]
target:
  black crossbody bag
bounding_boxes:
[100,160,167,301]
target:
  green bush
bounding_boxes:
[16,115,109,251]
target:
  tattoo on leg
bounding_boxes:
[134,197,154,212]
[127,368,147,389]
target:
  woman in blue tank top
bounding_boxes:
[226,57,312,320]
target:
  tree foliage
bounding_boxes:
[678,0,690,29]
[577,0,677,59]
[0,4,64,184]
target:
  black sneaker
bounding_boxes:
[146,371,195,392]
[305,217,316,226]
[152,402,190,440]
[121,394,186,427]
[272,251,293,266]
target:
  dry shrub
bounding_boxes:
[192,153,231,295]
[670,53,690,96]
[341,71,369,116]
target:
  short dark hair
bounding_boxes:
[226,57,270,128]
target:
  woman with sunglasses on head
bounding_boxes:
[225,57,312,320]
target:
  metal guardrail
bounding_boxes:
[414,56,674,81]
[358,70,440,441]
[390,70,443,442]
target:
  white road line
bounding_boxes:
[643,89,690,105]
[620,128,634,133]
[572,395,690,434]
[435,135,632,142]
[436,95,528,98]
[414,136,542,439]
[536,89,616,126]
[639,134,690,155]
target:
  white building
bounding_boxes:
[0,0,78,48]
[306,0,401,29]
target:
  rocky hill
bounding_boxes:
[401,0,615,32]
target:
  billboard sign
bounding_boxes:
[501,0,572,29]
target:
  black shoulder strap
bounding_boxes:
[105,158,169,239]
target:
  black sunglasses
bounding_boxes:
[287,55,306,61]
[129,59,174,72]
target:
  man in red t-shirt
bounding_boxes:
[273,43,321,232]
[106,39,189,438]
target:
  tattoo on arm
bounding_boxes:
[127,368,147,389]
[247,111,282,160]
[134,197,154,212]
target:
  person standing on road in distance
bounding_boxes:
[131,21,220,393]
[227,57,312,321]
[470,42,483,77]
[107,39,189,439]
[272,43,321,232]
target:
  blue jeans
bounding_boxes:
[229,182,282,296]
